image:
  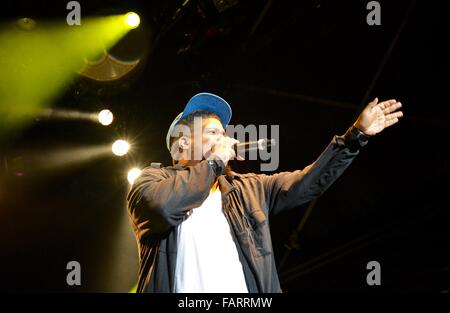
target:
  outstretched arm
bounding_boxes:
[264,98,403,215]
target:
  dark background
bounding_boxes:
[0,0,449,292]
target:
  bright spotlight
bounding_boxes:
[112,140,130,156]
[125,12,140,29]
[98,109,114,126]
[127,168,142,185]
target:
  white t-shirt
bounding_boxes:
[173,183,248,293]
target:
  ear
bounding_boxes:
[178,136,191,150]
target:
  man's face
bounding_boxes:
[190,117,225,160]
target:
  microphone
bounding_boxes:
[234,138,276,152]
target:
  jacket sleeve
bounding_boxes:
[262,127,369,216]
[127,160,218,239]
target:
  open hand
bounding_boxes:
[354,98,403,136]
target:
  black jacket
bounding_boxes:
[127,127,368,292]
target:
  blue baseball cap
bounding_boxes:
[166,92,232,151]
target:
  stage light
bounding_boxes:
[98,109,114,126]
[0,14,139,141]
[127,168,142,185]
[112,140,130,156]
[125,12,140,29]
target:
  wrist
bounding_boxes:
[206,158,225,177]
[343,125,370,150]
[352,123,370,137]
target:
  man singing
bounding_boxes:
[127,92,403,293]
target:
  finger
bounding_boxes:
[231,138,241,145]
[383,101,402,114]
[386,111,403,120]
[225,138,239,151]
[378,99,396,110]
[230,148,237,160]
[368,97,379,108]
[384,118,399,128]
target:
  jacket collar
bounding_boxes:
[218,175,236,196]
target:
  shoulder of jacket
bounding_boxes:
[140,163,170,178]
